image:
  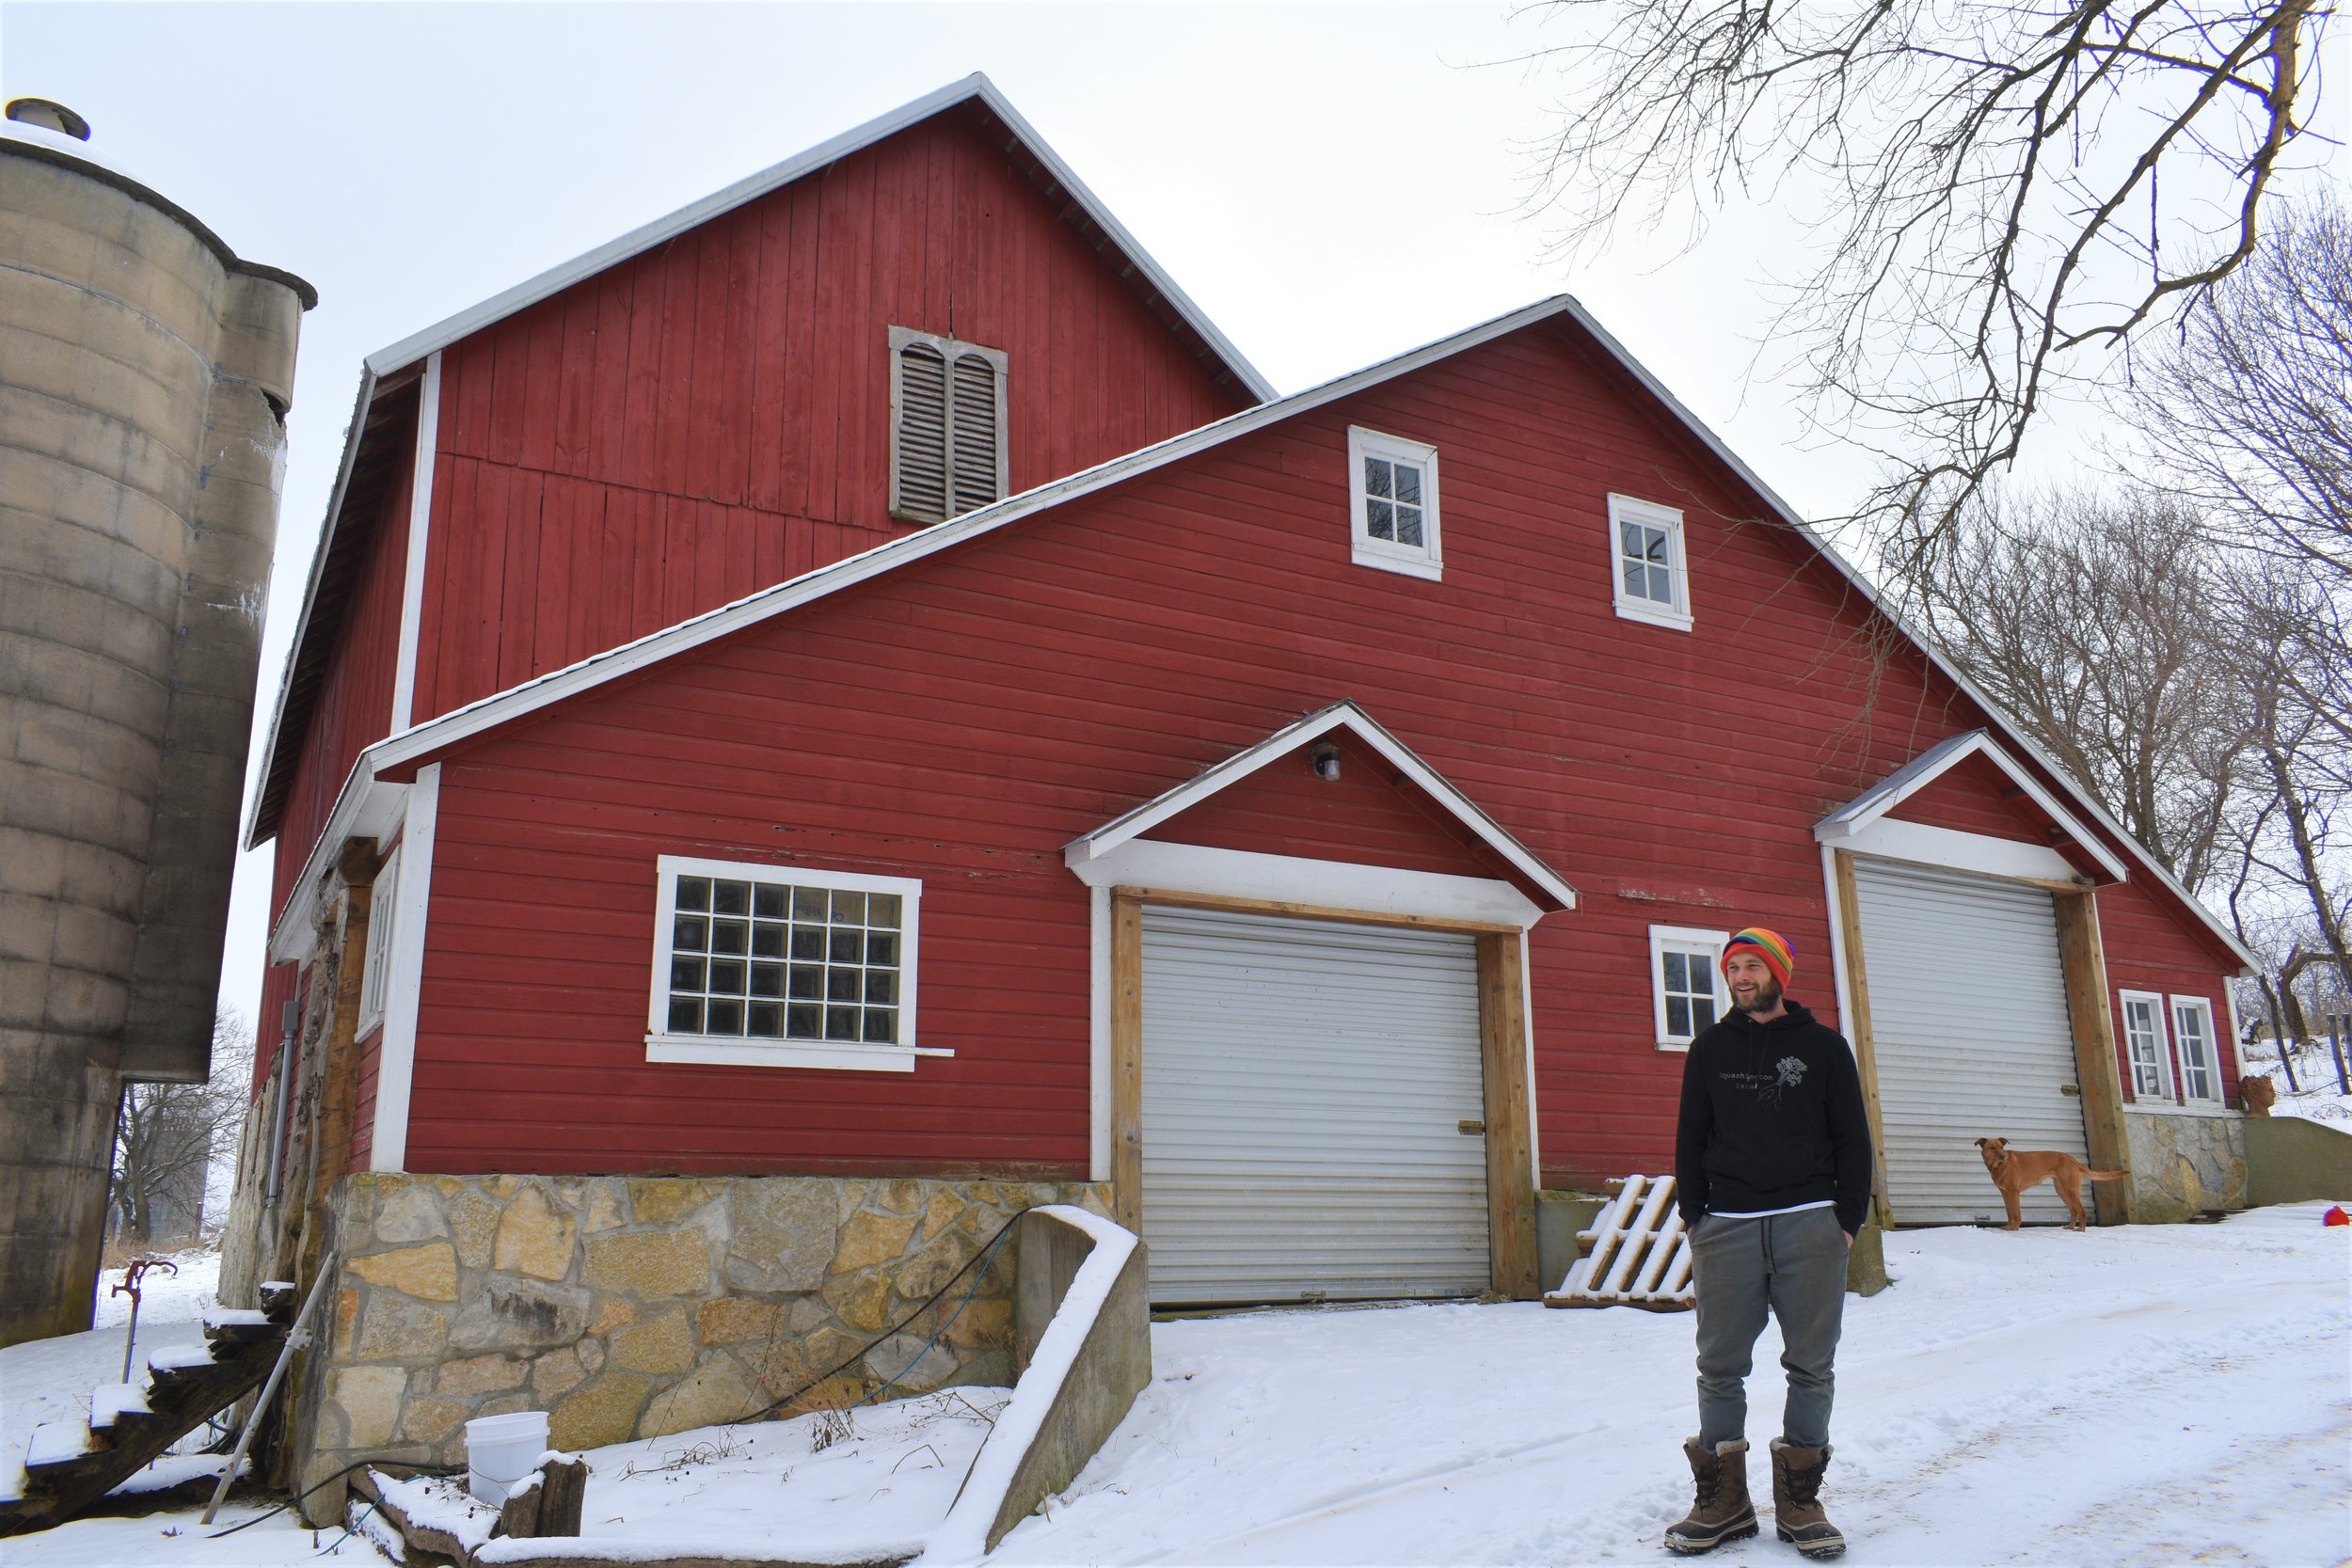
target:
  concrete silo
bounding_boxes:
[1,99,313,1345]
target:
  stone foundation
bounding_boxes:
[291,1172,1109,1521]
[2122,1111,2248,1222]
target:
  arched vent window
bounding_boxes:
[889,326,1009,524]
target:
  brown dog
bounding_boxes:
[1974,1137,2128,1231]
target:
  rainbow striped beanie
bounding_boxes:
[1721,927,1794,988]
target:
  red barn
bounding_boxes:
[225,74,2256,1488]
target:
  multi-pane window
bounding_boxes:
[2120,992,2172,1099]
[2171,997,2220,1102]
[1347,426,1443,579]
[1650,926,1729,1050]
[890,326,1008,525]
[358,847,401,1037]
[1607,495,1692,630]
[648,856,922,1069]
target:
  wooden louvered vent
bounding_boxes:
[890,327,1008,524]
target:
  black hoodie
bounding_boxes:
[1674,999,1873,1236]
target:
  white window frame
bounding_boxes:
[644,854,949,1073]
[356,845,401,1039]
[2119,990,2173,1101]
[888,325,1009,524]
[1650,924,1731,1052]
[2169,994,2223,1104]
[1347,426,1443,581]
[1607,493,1694,632]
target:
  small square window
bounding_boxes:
[1607,495,1693,631]
[1650,925,1729,1051]
[1348,426,1443,580]
[646,855,930,1072]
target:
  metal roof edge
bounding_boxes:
[244,367,379,850]
[359,73,1272,401]
[1550,298,2257,972]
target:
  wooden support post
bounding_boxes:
[1109,894,1144,1235]
[2053,889,2132,1225]
[1831,852,1898,1230]
[1475,933,1538,1299]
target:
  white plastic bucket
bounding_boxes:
[464,1410,549,1507]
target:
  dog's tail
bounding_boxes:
[2085,1168,2129,1182]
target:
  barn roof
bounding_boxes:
[246,72,1271,848]
[271,294,2253,974]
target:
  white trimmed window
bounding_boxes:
[2120,990,2172,1100]
[889,326,1009,525]
[1650,925,1730,1051]
[1348,426,1443,580]
[645,855,944,1072]
[1608,494,1693,631]
[2170,995,2222,1103]
[357,846,401,1039]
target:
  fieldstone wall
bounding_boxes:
[290,1172,1109,1522]
[2122,1111,2248,1222]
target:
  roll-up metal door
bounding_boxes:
[1851,859,2090,1225]
[1139,907,1490,1304]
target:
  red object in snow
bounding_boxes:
[2323,1206,2348,1227]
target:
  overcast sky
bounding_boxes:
[5,4,2344,1030]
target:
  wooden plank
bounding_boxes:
[1833,850,1899,1230]
[1112,887,1522,937]
[1110,893,1143,1233]
[1476,933,1538,1299]
[2055,889,2134,1226]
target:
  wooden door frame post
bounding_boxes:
[1831,851,1899,1230]
[2054,888,2133,1225]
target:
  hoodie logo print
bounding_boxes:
[1776,1056,1806,1089]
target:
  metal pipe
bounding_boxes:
[199,1254,336,1526]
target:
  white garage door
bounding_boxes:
[1139,906,1491,1305]
[1851,859,2092,1226]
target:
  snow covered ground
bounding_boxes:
[4,1206,2346,1567]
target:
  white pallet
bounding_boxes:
[1544,1174,1694,1312]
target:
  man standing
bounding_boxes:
[1664,927,1872,1560]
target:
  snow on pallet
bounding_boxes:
[1545,1174,1693,1311]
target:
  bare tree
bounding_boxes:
[1921,486,2247,889]
[1514,0,2332,576]
[112,1009,254,1246]
[2123,194,2352,589]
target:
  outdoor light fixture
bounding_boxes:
[1311,742,1342,781]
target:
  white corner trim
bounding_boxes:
[1836,817,2079,885]
[1067,838,1545,928]
[1089,883,1111,1183]
[369,763,440,1172]
[389,351,442,734]
[1518,927,1541,1187]
[1063,702,1577,911]
[1820,846,1858,1057]
[2224,984,2250,1084]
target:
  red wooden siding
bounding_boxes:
[350,1021,379,1173]
[1137,727,1527,885]
[405,110,1249,729]
[389,317,2242,1185]
[1885,753,2064,845]
[253,959,300,1092]
[394,321,1971,1181]
[268,451,415,926]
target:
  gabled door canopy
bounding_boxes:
[1815,730,2131,884]
[1063,702,1578,913]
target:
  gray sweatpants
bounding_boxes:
[1690,1207,1848,1449]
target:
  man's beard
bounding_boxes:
[1732,977,1783,1015]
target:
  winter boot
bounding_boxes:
[1770,1438,1846,1560]
[1663,1437,1756,1554]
